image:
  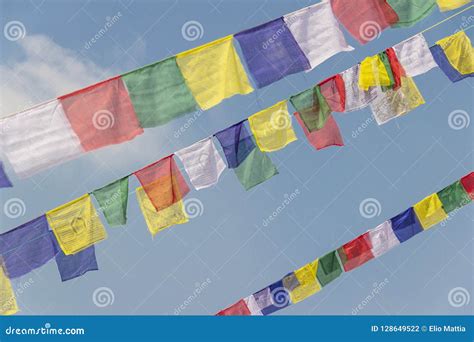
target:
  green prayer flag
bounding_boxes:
[122,57,199,128]
[290,86,331,132]
[92,177,129,226]
[316,250,343,286]
[388,0,436,28]
[234,147,278,190]
[379,51,395,92]
[437,180,471,213]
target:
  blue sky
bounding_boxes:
[0,0,473,315]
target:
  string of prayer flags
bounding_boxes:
[359,53,394,91]
[337,233,374,272]
[214,121,256,169]
[51,233,98,282]
[0,100,84,179]
[46,194,107,255]
[367,221,400,257]
[387,0,437,28]
[370,76,425,125]
[341,65,378,112]
[290,85,331,132]
[437,180,471,213]
[176,36,253,110]
[435,32,474,77]
[136,187,189,237]
[330,0,399,44]
[121,57,199,128]
[316,250,343,286]
[413,193,448,230]
[234,18,311,88]
[390,207,423,242]
[58,76,143,152]
[92,177,130,227]
[248,101,298,152]
[319,74,346,112]
[393,34,438,77]
[294,113,344,150]
[216,299,251,316]
[0,261,18,315]
[0,215,56,279]
[134,155,190,212]
[436,0,471,11]
[175,137,226,191]
[287,261,321,304]
[0,162,12,188]
[282,1,354,70]
[460,172,474,199]
[234,148,279,190]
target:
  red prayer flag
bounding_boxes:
[59,76,143,152]
[337,233,374,272]
[318,74,346,112]
[330,0,399,44]
[294,113,344,150]
[216,299,251,316]
[385,47,406,90]
[460,172,474,200]
[134,155,190,212]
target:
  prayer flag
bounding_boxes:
[0,261,18,315]
[0,215,56,278]
[52,233,98,282]
[387,0,436,28]
[283,1,354,69]
[288,260,321,304]
[359,53,394,91]
[261,279,291,315]
[176,36,253,110]
[216,299,251,316]
[437,180,471,213]
[214,121,256,169]
[234,18,310,88]
[121,57,199,128]
[413,193,448,230]
[0,100,83,178]
[136,187,188,237]
[249,287,274,315]
[430,44,471,82]
[367,221,400,257]
[46,194,107,255]
[294,113,344,150]
[248,101,297,152]
[58,76,143,152]
[370,76,425,125]
[243,295,263,315]
[134,155,190,212]
[330,0,399,44]
[436,0,471,11]
[319,74,346,112]
[337,233,374,272]
[435,32,474,76]
[390,207,423,242]
[393,34,437,77]
[290,85,331,132]
[341,65,378,112]
[234,148,278,190]
[460,172,474,199]
[92,177,129,227]
[175,137,226,190]
[316,250,343,287]
[0,162,12,188]
[385,47,405,90]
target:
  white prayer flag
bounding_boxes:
[368,221,400,258]
[175,137,226,190]
[243,295,263,316]
[341,65,379,112]
[393,34,438,77]
[283,0,354,70]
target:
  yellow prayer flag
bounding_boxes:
[136,187,189,237]
[436,31,474,75]
[359,55,392,90]
[46,194,107,255]
[0,262,18,315]
[436,0,471,12]
[176,35,254,110]
[413,193,448,230]
[289,260,321,304]
[248,101,297,152]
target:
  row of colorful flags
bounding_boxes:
[0,1,472,180]
[217,172,474,316]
